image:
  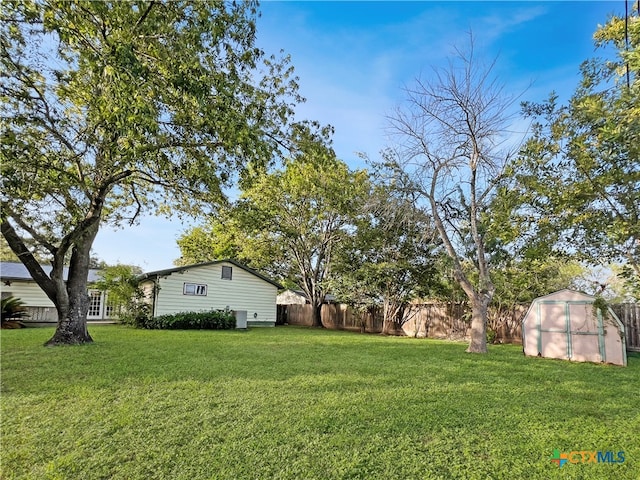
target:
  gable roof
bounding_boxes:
[0,262,102,283]
[521,289,601,328]
[532,289,595,303]
[138,259,283,289]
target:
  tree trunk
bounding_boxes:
[45,300,93,346]
[381,302,404,335]
[381,319,403,335]
[45,220,99,346]
[311,302,323,327]
[466,297,488,353]
[382,299,392,335]
[381,311,397,335]
[381,318,393,335]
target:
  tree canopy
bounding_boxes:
[177,124,369,327]
[1,0,300,344]
[508,9,639,298]
[329,164,442,333]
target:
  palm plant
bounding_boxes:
[1,296,29,327]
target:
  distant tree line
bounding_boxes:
[2,1,637,353]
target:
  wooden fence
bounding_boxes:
[611,303,640,352]
[282,302,640,350]
[281,303,525,343]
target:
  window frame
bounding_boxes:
[183,283,208,296]
[221,266,233,280]
[87,289,103,318]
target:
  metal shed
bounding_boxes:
[522,289,627,366]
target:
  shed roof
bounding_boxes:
[521,289,596,327]
[138,259,283,289]
[530,289,595,303]
[0,262,102,283]
[278,288,337,303]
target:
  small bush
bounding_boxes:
[486,327,497,344]
[125,303,152,328]
[139,310,236,330]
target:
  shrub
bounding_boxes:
[139,310,236,330]
[92,264,150,326]
[125,303,152,328]
[1,296,29,328]
[486,327,497,344]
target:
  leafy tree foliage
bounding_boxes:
[492,256,586,307]
[91,264,149,325]
[178,125,370,326]
[175,208,242,267]
[510,9,639,298]
[329,165,443,334]
[484,187,589,307]
[1,1,300,344]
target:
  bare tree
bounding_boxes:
[387,39,520,353]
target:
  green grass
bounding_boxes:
[1,326,638,480]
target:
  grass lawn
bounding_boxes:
[1,326,638,480]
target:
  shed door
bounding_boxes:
[568,303,602,363]
[538,302,570,360]
[538,301,603,363]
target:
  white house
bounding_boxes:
[0,262,112,325]
[138,260,282,327]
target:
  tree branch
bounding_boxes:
[135,1,157,30]
[0,216,58,301]
[1,203,58,253]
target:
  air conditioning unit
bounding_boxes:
[233,310,247,329]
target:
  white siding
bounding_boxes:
[153,262,277,324]
[277,289,307,305]
[1,281,54,307]
[2,280,112,323]
[2,281,114,317]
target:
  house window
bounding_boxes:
[221,266,232,280]
[87,290,103,318]
[183,283,207,296]
[104,294,118,318]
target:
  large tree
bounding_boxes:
[330,166,442,334]
[241,149,368,327]
[511,8,639,297]
[178,125,370,327]
[175,207,242,267]
[1,1,300,345]
[387,42,520,353]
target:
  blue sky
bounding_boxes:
[92,1,622,271]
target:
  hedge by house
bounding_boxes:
[137,310,236,330]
